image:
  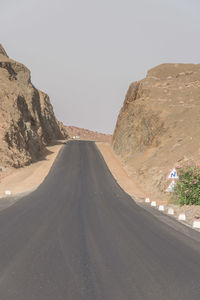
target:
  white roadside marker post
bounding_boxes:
[158,205,165,211]
[168,208,174,215]
[5,190,11,196]
[193,220,200,229]
[145,198,150,203]
[151,201,157,207]
[178,214,186,221]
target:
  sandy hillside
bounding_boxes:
[66,125,112,142]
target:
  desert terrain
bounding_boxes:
[1,45,200,299]
[0,44,67,170]
[112,63,200,203]
[66,125,112,142]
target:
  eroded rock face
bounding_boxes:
[113,63,200,199]
[113,81,165,156]
[0,45,68,168]
[0,44,8,57]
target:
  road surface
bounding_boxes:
[0,141,200,299]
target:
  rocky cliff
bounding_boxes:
[0,44,67,168]
[113,63,200,199]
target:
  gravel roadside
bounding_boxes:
[97,142,200,232]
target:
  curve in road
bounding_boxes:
[0,141,200,299]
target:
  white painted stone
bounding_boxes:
[5,190,11,196]
[168,208,174,215]
[158,205,165,211]
[178,214,186,221]
[145,198,150,203]
[193,221,200,229]
[151,201,156,207]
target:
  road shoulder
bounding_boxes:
[96,142,200,235]
[0,142,65,206]
[96,142,147,202]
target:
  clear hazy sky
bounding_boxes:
[0,0,200,133]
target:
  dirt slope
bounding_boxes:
[113,63,200,201]
[66,125,112,142]
[0,44,67,169]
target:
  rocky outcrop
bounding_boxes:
[0,45,68,168]
[113,63,200,199]
[0,44,8,57]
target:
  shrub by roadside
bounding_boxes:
[175,166,200,206]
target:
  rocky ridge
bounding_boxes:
[66,126,112,142]
[0,44,67,169]
[113,63,200,201]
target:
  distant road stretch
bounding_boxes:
[0,141,200,299]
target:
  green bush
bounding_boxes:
[175,166,200,205]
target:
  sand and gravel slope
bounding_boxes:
[0,142,64,198]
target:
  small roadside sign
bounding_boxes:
[168,168,179,180]
[166,181,176,192]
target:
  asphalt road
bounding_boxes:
[1,141,200,300]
